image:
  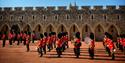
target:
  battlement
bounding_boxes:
[94,6,103,10]
[14,7,23,11]
[47,6,55,10]
[3,7,12,11]
[24,7,33,11]
[35,7,45,11]
[119,6,125,10]
[0,5,125,11]
[106,6,116,10]
[81,6,90,10]
[58,6,67,10]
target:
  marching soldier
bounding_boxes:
[8,31,13,46]
[47,32,52,52]
[122,34,125,54]
[56,33,63,57]
[104,32,115,60]
[42,32,48,54]
[88,33,95,59]
[23,32,27,45]
[17,32,21,45]
[37,33,44,57]
[32,31,35,43]
[2,32,6,47]
[26,34,30,52]
[73,32,81,58]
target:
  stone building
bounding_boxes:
[0,5,125,41]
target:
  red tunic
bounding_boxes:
[74,38,81,48]
[107,38,114,50]
[90,40,95,48]
[122,38,125,46]
[57,39,62,47]
[47,36,52,44]
[38,39,44,47]
[2,34,5,39]
[8,33,13,39]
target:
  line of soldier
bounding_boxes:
[116,34,125,54]
[0,31,32,47]
[37,32,69,57]
[0,31,120,60]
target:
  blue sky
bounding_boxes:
[0,0,125,7]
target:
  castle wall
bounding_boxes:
[0,6,125,41]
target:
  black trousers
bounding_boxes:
[88,48,94,59]
[9,39,12,45]
[43,45,46,54]
[47,44,52,52]
[74,48,80,58]
[26,44,30,52]
[17,39,20,45]
[56,47,62,57]
[106,47,111,56]
[37,47,43,57]
[2,39,6,47]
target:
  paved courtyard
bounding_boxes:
[0,40,125,63]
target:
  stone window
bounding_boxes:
[10,15,14,20]
[117,15,120,20]
[78,15,82,20]
[104,15,107,20]
[91,14,94,20]
[85,25,88,32]
[54,15,58,20]
[0,15,2,20]
[66,14,70,20]
[43,15,46,20]
[32,15,35,19]
[21,16,23,20]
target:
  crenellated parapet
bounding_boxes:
[81,6,90,10]
[0,5,125,12]
[3,7,12,11]
[35,7,45,11]
[58,6,67,10]
[47,6,55,11]
[119,6,125,10]
[24,7,33,11]
[106,6,116,10]
[93,6,103,10]
[14,7,23,11]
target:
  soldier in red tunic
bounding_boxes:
[56,33,63,57]
[42,32,48,54]
[8,31,13,46]
[88,32,95,59]
[23,32,27,45]
[73,32,81,58]
[26,34,30,52]
[2,32,6,47]
[65,32,69,48]
[104,32,115,60]
[32,31,35,43]
[17,32,21,45]
[37,33,44,57]
[47,32,52,52]
[122,34,125,54]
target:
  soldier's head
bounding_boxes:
[58,33,62,39]
[90,32,94,40]
[75,32,80,39]
[40,33,44,38]
[44,32,48,37]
